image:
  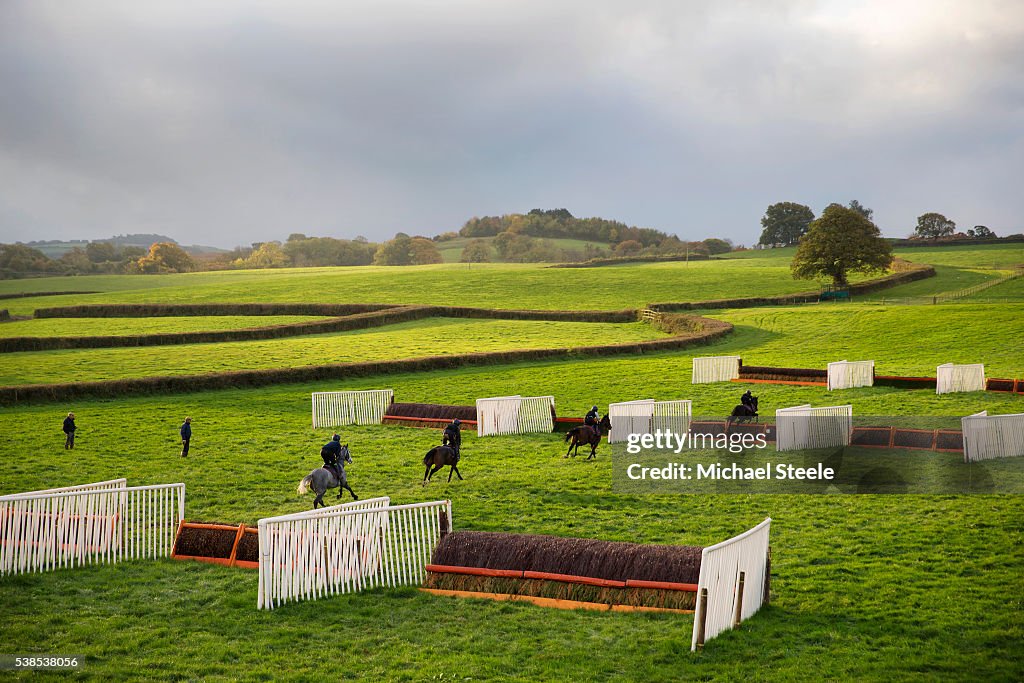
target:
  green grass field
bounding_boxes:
[1,243,1023,681]
[0,315,325,338]
[0,318,665,386]
[435,236,609,262]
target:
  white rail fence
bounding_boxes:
[0,482,185,576]
[692,518,772,651]
[692,356,741,384]
[608,399,692,443]
[936,363,986,395]
[961,411,1024,462]
[775,404,853,451]
[475,395,555,436]
[827,360,874,390]
[257,499,452,610]
[311,389,394,429]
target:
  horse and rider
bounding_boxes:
[727,390,760,432]
[298,434,358,508]
[565,405,611,459]
[423,418,464,484]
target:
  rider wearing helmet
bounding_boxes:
[741,390,755,410]
[321,434,342,477]
[442,419,462,462]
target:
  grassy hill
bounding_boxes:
[434,235,610,262]
[0,243,1022,680]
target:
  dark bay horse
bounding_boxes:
[564,414,612,460]
[297,445,357,508]
[423,445,463,484]
[726,396,759,433]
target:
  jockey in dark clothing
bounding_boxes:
[442,419,462,462]
[321,434,342,477]
[584,405,600,437]
[741,391,755,410]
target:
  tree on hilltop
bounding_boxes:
[460,239,492,263]
[758,202,815,247]
[791,204,892,287]
[134,242,195,274]
[914,213,956,239]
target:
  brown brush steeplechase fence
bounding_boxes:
[0,314,732,404]
[423,531,703,612]
[171,521,259,569]
[382,402,478,428]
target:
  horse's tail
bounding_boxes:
[297,473,313,495]
[423,447,437,466]
[564,429,574,443]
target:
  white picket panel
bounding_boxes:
[476,395,554,436]
[652,400,693,436]
[827,360,874,390]
[776,404,852,451]
[311,389,394,429]
[608,400,693,443]
[691,518,771,651]
[257,499,452,610]
[0,483,185,576]
[692,356,741,384]
[936,363,986,394]
[0,479,127,500]
[962,411,1024,462]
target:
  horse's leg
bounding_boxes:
[564,438,574,458]
[341,483,357,500]
[452,465,463,481]
[427,464,443,482]
[423,464,432,483]
[447,466,454,483]
[588,439,598,460]
[313,487,324,509]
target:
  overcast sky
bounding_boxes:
[1,0,1022,248]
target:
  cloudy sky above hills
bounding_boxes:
[1,0,1021,247]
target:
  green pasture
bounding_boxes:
[1,245,1023,681]
[0,315,324,338]
[0,318,665,386]
[1,364,1022,681]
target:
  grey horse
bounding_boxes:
[297,444,358,509]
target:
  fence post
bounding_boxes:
[696,588,709,649]
[764,546,772,605]
[733,571,745,628]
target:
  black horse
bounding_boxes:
[423,445,463,484]
[564,414,612,460]
[726,396,759,432]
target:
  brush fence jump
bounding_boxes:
[0,481,185,577]
[775,405,853,451]
[311,389,394,429]
[475,395,555,437]
[692,356,741,384]
[936,364,986,394]
[692,518,771,651]
[608,400,692,443]
[961,411,1024,462]
[827,361,874,390]
[257,498,452,610]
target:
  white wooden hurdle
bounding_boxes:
[691,518,772,651]
[608,399,692,443]
[936,363,986,395]
[775,404,852,451]
[692,356,741,384]
[0,482,185,576]
[961,411,1024,462]
[311,389,394,429]
[475,395,554,437]
[257,499,452,610]
[827,360,874,390]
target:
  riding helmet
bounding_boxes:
[332,433,341,441]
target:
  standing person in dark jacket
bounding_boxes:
[180,417,192,457]
[442,419,462,461]
[63,412,76,449]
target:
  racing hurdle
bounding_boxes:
[311,389,395,429]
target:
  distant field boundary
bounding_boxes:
[3,305,637,353]
[0,314,731,404]
[648,265,935,311]
[548,253,712,268]
[0,290,101,300]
